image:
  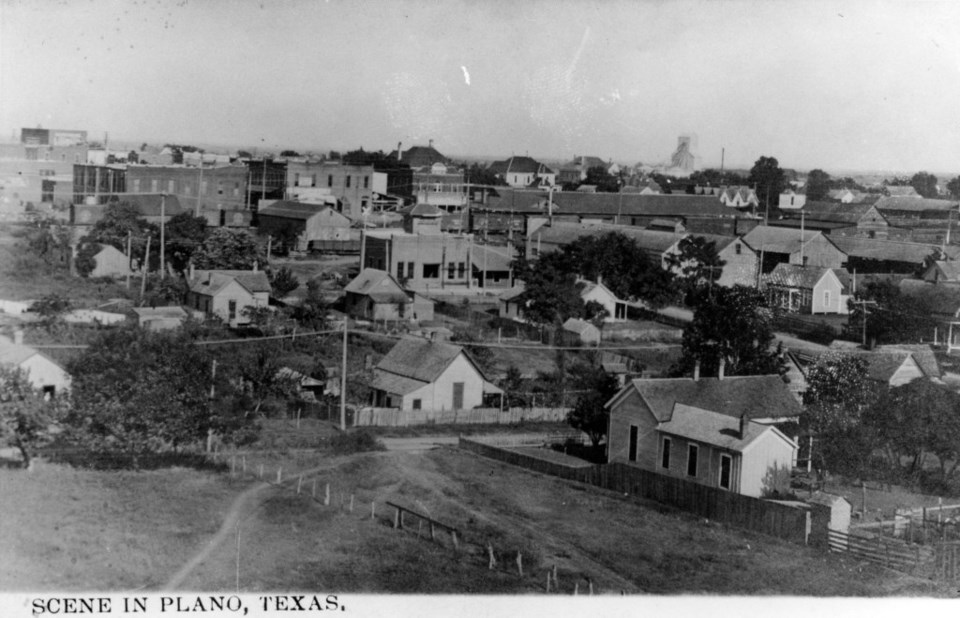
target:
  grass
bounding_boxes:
[11,447,943,595]
[0,460,243,591]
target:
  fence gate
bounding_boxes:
[934,542,960,581]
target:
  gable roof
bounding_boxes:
[375,337,470,383]
[563,317,599,337]
[743,225,841,256]
[765,264,836,290]
[258,201,340,221]
[833,237,959,264]
[612,375,803,422]
[659,404,792,452]
[0,343,41,366]
[875,196,958,212]
[188,270,271,296]
[876,344,941,378]
[490,156,555,176]
[849,351,922,383]
[344,268,410,303]
[389,145,448,169]
[927,261,960,281]
[794,201,887,224]
[471,244,514,271]
[885,186,920,198]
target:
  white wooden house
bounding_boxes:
[764,264,850,314]
[186,270,271,327]
[0,343,71,398]
[89,244,133,278]
[370,337,502,411]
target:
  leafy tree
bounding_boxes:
[805,169,831,202]
[237,150,252,159]
[670,285,783,378]
[583,166,619,192]
[83,202,157,265]
[19,217,73,269]
[143,275,187,307]
[75,243,101,278]
[687,169,745,188]
[511,251,584,326]
[65,327,246,463]
[747,156,786,208]
[164,212,208,274]
[465,162,506,187]
[280,150,301,158]
[291,279,329,330]
[563,231,676,308]
[584,300,609,325]
[802,353,876,479]
[498,365,528,409]
[231,342,301,417]
[566,362,619,447]
[910,171,939,198]
[192,228,265,270]
[948,176,960,200]
[844,279,938,345]
[665,235,726,304]
[0,366,60,469]
[864,379,960,484]
[269,267,300,298]
[451,329,494,375]
[30,293,71,330]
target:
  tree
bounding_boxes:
[280,150,301,158]
[30,293,71,330]
[910,171,939,199]
[805,169,831,202]
[192,228,265,270]
[269,267,300,298]
[947,176,960,200]
[664,235,726,304]
[844,279,938,345]
[65,327,245,463]
[231,342,300,417]
[0,366,59,469]
[670,285,783,378]
[747,156,786,209]
[450,329,494,375]
[566,362,619,447]
[75,243,101,278]
[498,365,528,409]
[583,166,619,192]
[563,232,676,308]
[864,379,960,485]
[164,212,208,274]
[510,250,585,326]
[82,202,156,265]
[290,279,328,330]
[801,353,876,479]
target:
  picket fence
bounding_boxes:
[352,407,570,427]
[459,437,810,544]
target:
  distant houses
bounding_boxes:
[764,264,851,315]
[343,268,434,322]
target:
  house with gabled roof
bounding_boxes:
[257,201,354,252]
[370,336,502,411]
[885,186,920,198]
[488,156,556,188]
[343,268,434,322]
[606,375,801,497]
[776,201,890,239]
[855,351,926,387]
[86,243,133,278]
[764,264,850,314]
[388,142,449,171]
[875,344,941,380]
[0,341,71,398]
[832,237,957,275]
[922,260,960,284]
[718,186,759,208]
[743,225,847,273]
[186,269,271,327]
[779,188,806,209]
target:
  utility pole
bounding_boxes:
[159,193,166,279]
[339,318,348,431]
[851,299,876,347]
[125,231,132,290]
[196,163,204,217]
[207,359,217,453]
[140,234,151,300]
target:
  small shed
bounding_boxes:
[562,317,600,345]
[806,492,852,550]
[89,244,133,278]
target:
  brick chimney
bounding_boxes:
[14,330,24,345]
[739,412,748,440]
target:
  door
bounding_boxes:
[719,454,732,490]
[628,426,638,462]
[452,382,464,409]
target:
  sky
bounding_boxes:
[2,0,960,174]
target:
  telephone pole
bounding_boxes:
[339,318,348,431]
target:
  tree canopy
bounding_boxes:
[563,232,676,307]
[664,235,726,304]
[670,285,783,378]
[511,250,585,326]
[0,366,60,469]
[164,212,208,274]
[910,171,939,199]
[566,361,619,447]
[747,156,786,208]
[82,202,157,265]
[192,228,266,270]
[583,166,620,192]
[843,279,938,345]
[805,169,831,202]
[947,176,960,200]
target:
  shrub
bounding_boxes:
[329,429,385,455]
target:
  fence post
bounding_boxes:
[297,476,303,495]
[574,582,579,596]
[312,479,317,498]
[545,572,551,593]
[487,543,496,570]
[450,530,459,552]
[371,501,376,520]
[258,464,263,479]
[242,455,246,475]
[276,467,282,484]
[350,494,354,513]
[516,551,523,577]
[552,564,558,589]
[324,483,330,506]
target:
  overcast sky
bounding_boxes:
[2,0,959,173]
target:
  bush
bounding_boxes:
[329,429,386,455]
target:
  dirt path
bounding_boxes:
[161,463,339,591]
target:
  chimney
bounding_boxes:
[597,273,602,286]
[14,330,24,345]
[428,139,434,149]
[739,413,748,440]
[397,142,402,163]
[718,356,726,380]
[693,360,700,381]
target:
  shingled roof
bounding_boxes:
[875,196,959,212]
[765,264,842,290]
[659,404,791,452]
[831,237,958,264]
[259,201,334,221]
[743,226,838,256]
[794,201,887,224]
[188,270,271,296]
[611,375,802,422]
[344,268,410,304]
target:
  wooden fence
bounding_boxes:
[827,529,933,576]
[459,437,810,544]
[352,407,570,427]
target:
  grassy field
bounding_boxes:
[5,448,949,595]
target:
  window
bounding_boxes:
[661,437,671,469]
[406,262,415,279]
[719,454,732,490]
[228,300,237,321]
[412,399,422,410]
[423,264,440,278]
[448,263,455,280]
[41,180,54,203]
[397,262,404,280]
[151,179,158,192]
[458,262,465,279]
[802,256,809,266]
[363,175,369,189]
[452,382,464,409]
[217,181,224,195]
[687,444,699,477]
[824,290,831,307]
[328,175,333,187]
[628,426,638,462]
[233,182,240,197]
[734,243,741,255]
[346,175,351,188]
[167,180,175,192]
[311,174,317,187]
[294,173,300,187]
